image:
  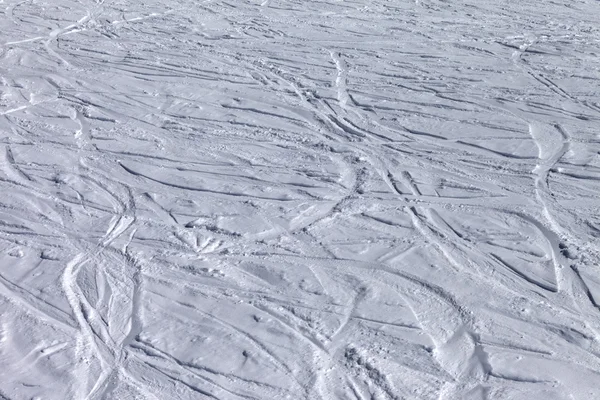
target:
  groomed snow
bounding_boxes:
[1,0,600,399]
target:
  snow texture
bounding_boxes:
[1,0,600,399]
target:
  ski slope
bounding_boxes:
[1,0,600,399]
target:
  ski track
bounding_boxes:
[1,0,600,399]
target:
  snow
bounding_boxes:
[1,0,600,399]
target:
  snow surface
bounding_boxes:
[1,0,600,399]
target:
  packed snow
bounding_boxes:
[1,0,600,399]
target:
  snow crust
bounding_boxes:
[1,0,600,399]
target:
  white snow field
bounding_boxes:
[1,0,600,399]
